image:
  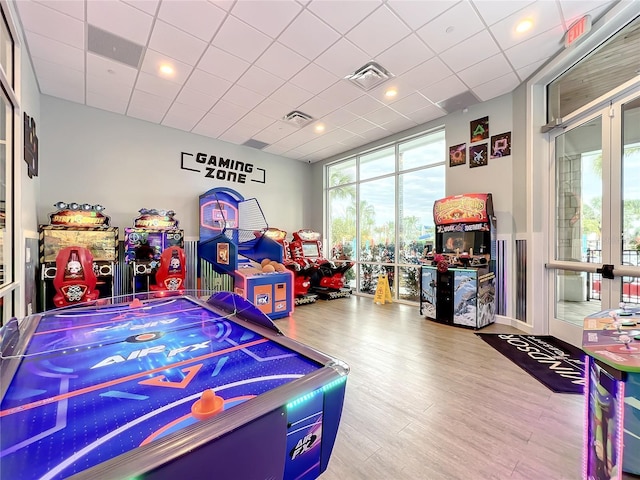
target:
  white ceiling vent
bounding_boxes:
[345,61,394,91]
[283,110,313,128]
[87,25,144,69]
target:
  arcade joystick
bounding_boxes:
[618,302,632,316]
[191,389,224,420]
[619,334,633,350]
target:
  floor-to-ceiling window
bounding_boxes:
[0,4,16,324]
[326,129,445,303]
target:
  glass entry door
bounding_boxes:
[549,89,640,345]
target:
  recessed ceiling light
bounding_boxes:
[385,88,398,98]
[516,19,533,34]
[314,123,325,133]
[159,64,174,76]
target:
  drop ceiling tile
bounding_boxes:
[560,1,610,26]
[209,99,250,124]
[278,10,341,60]
[383,116,418,133]
[192,112,229,138]
[419,74,468,103]
[231,0,302,38]
[26,31,84,71]
[388,92,434,116]
[239,111,276,130]
[457,53,513,88]
[237,66,285,97]
[253,121,299,143]
[504,26,564,70]
[343,117,379,135]
[417,2,484,54]
[86,74,134,103]
[317,80,363,107]
[197,46,250,83]
[385,0,457,31]
[41,80,85,104]
[87,1,153,45]
[405,104,446,124]
[314,38,370,79]
[400,56,453,91]
[255,42,309,81]
[439,30,500,72]
[158,0,226,42]
[307,0,381,34]
[472,0,534,26]
[269,83,315,109]
[289,63,339,95]
[320,108,359,127]
[358,126,390,141]
[34,0,85,20]
[222,84,266,110]
[86,91,128,115]
[212,15,272,63]
[516,58,546,82]
[17,1,84,48]
[299,95,340,118]
[219,123,260,144]
[149,20,208,66]
[33,57,83,86]
[123,0,159,16]
[87,52,138,84]
[184,69,232,97]
[175,88,221,111]
[253,97,292,120]
[162,102,208,131]
[141,49,194,85]
[366,106,407,126]
[135,71,182,99]
[128,89,172,116]
[262,144,289,155]
[472,71,520,101]
[375,34,435,77]
[209,1,234,12]
[346,5,411,57]
[343,94,386,116]
[489,1,563,50]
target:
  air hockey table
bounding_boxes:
[0,292,349,480]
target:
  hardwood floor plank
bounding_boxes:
[278,296,587,479]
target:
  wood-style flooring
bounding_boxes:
[277,296,588,480]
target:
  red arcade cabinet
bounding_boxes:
[39,202,118,311]
[420,193,497,329]
[52,246,100,307]
[289,229,353,300]
[149,245,186,294]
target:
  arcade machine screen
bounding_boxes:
[124,230,183,263]
[42,229,118,263]
[302,243,320,258]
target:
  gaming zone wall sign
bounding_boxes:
[180,151,266,185]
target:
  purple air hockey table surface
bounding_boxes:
[0,292,348,480]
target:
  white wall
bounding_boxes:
[39,96,313,238]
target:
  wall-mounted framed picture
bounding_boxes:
[469,143,488,168]
[24,112,39,178]
[470,116,489,143]
[490,131,512,158]
[449,143,466,167]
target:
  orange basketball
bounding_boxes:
[261,258,271,267]
[262,264,275,273]
[275,263,286,272]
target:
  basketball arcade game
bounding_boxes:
[198,187,294,319]
[420,193,497,328]
[39,202,118,310]
[0,291,349,480]
[124,209,185,293]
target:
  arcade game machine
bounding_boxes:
[582,304,640,480]
[123,209,184,293]
[264,228,317,306]
[198,187,294,320]
[289,229,353,300]
[39,202,118,311]
[420,193,497,329]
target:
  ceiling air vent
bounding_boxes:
[283,110,313,128]
[88,25,144,68]
[345,61,394,91]
[242,138,270,150]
